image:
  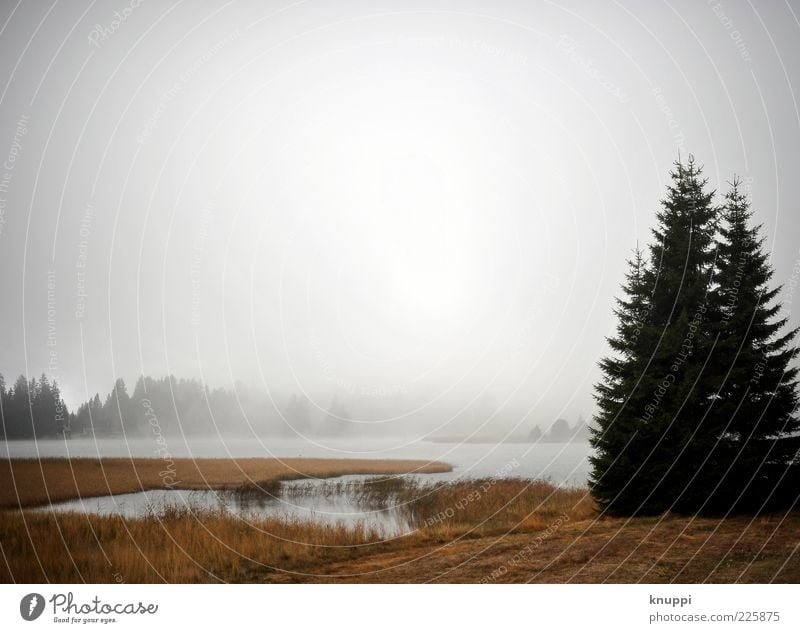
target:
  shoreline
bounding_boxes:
[0,457,452,509]
[2,471,797,582]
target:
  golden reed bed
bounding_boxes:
[0,457,451,509]
[1,458,797,583]
[1,473,593,583]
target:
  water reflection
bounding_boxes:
[34,475,415,537]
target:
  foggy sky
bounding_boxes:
[1,0,799,434]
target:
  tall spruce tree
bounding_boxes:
[703,178,800,511]
[589,246,653,510]
[592,159,800,515]
[591,156,720,515]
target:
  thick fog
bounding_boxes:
[1,0,799,438]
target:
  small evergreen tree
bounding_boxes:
[9,375,33,438]
[52,380,68,436]
[72,402,89,435]
[546,419,572,442]
[101,378,133,435]
[0,374,7,439]
[283,394,310,434]
[30,373,66,437]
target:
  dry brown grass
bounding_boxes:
[403,477,592,536]
[0,457,451,509]
[277,512,800,583]
[0,477,592,583]
[0,509,392,583]
[2,468,797,583]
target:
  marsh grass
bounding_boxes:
[232,479,283,498]
[283,476,410,508]
[0,506,386,583]
[4,477,796,583]
[0,457,452,509]
[282,476,592,533]
[405,477,591,534]
[0,477,593,582]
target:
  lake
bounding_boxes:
[2,437,591,483]
[6,437,591,535]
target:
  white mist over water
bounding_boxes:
[3,437,591,485]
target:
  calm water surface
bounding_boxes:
[7,437,591,535]
[35,475,415,536]
[3,437,591,483]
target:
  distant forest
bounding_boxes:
[0,374,68,438]
[529,417,590,443]
[0,373,583,442]
[0,374,310,439]
[0,373,417,439]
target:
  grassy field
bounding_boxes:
[0,477,592,582]
[271,511,800,583]
[1,459,798,583]
[0,457,451,508]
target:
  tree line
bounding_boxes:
[528,417,591,442]
[0,374,68,438]
[591,156,799,515]
[0,374,360,439]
